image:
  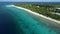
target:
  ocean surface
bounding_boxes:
[0,2,60,5]
[0,4,60,34]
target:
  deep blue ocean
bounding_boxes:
[0,2,60,5]
[0,2,60,34]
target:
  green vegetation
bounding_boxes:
[15,4,60,20]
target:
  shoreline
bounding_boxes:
[10,5,60,23]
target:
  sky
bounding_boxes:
[0,0,60,2]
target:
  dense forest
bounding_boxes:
[15,4,60,20]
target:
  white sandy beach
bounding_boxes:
[10,5,60,23]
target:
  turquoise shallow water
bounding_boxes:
[0,5,59,34]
